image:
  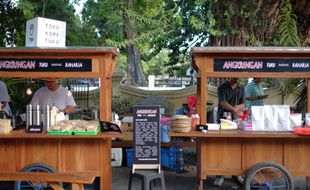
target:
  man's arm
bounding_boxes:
[245,94,269,101]
[63,106,75,114]
[219,101,239,114]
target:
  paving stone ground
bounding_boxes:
[109,166,306,190]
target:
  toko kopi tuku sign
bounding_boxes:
[26,17,66,47]
[214,58,310,72]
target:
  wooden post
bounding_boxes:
[307,79,310,190]
[194,56,207,125]
[307,79,310,113]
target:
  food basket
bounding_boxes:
[170,115,191,132]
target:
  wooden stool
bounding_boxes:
[128,170,166,190]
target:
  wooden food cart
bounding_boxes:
[0,47,121,190]
[171,47,310,190]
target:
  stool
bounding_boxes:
[128,170,166,190]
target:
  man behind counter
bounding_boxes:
[217,77,245,123]
[215,78,245,186]
[30,78,76,119]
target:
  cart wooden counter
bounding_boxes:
[171,130,310,190]
[0,47,119,190]
[0,129,121,189]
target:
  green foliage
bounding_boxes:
[1,78,43,114]
[112,95,140,115]
[142,49,171,76]
[0,1,25,47]
[278,0,300,46]
[16,0,93,46]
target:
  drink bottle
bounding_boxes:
[175,143,184,173]
[169,146,176,171]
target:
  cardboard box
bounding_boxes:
[26,17,66,47]
[120,116,133,141]
[120,122,133,141]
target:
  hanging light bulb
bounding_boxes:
[26,88,32,95]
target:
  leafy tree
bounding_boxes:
[279,0,300,46]
[81,0,167,85]
[0,0,25,47]
[16,0,89,46]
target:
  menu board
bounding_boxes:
[133,105,160,165]
[214,58,310,72]
[0,58,91,72]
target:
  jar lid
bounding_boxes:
[160,117,170,124]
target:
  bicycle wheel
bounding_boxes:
[14,163,56,190]
[244,162,293,190]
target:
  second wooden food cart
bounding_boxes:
[171,47,310,190]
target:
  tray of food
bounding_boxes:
[48,120,99,136]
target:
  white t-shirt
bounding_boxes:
[30,86,76,119]
[0,80,11,116]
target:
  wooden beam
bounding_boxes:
[0,172,96,184]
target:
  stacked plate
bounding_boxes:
[170,115,191,132]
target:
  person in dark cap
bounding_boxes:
[174,103,190,116]
[215,78,245,186]
[0,80,11,117]
[30,78,76,119]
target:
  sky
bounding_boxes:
[71,0,86,15]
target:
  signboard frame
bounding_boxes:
[132,105,160,173]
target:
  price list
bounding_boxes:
[133,106,160,165]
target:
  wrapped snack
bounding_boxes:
[0,119,12,134]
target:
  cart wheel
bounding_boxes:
[232,175,244,187]
[244,162,293,190]
[14,163,57,190]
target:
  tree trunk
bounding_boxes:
[123,0,146,85]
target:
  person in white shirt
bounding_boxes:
[0,80,12,117]
[30,78,76,120]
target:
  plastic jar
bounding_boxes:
[160,117,170,142]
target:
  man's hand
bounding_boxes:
[233,104,245,116]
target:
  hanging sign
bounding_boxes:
[0,58,91,72]
[214,58,310,72]
[133,105,160,166]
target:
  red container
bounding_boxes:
[294,128,310,135]
[191,117,200,131]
